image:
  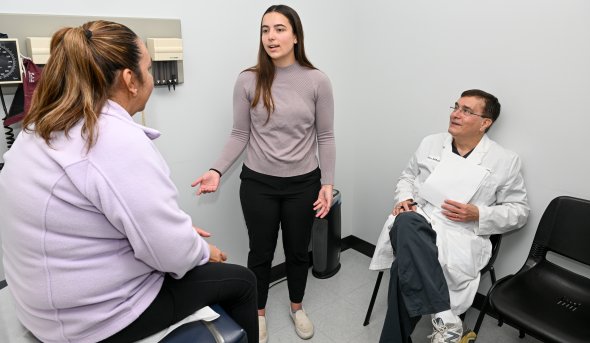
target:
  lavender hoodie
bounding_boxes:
[0,100,210,342]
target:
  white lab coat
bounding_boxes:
[370,133,529,315]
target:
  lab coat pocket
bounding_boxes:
[439,228,482,287]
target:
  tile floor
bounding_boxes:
[263,249,541,343]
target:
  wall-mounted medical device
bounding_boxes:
[0,38,23,85]
[147,38,184,91]
[1,37,23,153]
[26,37,51,65]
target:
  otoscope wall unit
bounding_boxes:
[147,38,184,90]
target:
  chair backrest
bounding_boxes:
[531,196,590,266]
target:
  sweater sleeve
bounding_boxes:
[315,72,336,185]
[211,72,252,174]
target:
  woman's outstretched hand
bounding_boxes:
[191,170,221,195]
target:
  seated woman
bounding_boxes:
[0,20,257,343]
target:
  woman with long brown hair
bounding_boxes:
[192,5,336,342]
[0,20,257,343]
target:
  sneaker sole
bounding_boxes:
[295,329,314,340]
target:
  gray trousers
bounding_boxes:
[379,212,451,343]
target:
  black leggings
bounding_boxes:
[239,165,321,309]
[101,263,258,343]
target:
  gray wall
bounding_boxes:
[351,0,590,289]
[2,0,590,296]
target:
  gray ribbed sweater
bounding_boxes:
[212,62,336,184]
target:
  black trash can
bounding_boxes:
[311,189,341,279]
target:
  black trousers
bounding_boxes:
[379,212,451,343]
[101,263,258,343]
[239,164,321,309]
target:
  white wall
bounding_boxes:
[2,0,590,297]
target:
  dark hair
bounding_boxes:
[461,89,501,132]
[461,89,501,121]
[248,4,315,123]
[24,20,142,150]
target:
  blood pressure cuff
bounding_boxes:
[5,58,42,126]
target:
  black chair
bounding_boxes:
[363,233,502,327]
[475,196,590,342]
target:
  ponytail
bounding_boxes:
[24,20,141,150]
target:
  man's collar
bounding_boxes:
[444,134,490,164]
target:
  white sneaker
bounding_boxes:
[428,317,463,343]
[258,315,268,343]
[289,307,314,339]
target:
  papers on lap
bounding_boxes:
[418,153,488,208]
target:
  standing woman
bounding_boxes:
[0,21,258,343]
[192,4,336,342]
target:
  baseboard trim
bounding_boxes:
[341,235,375,258]
[269,234,363,283]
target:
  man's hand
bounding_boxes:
[191,170,221,195]
[392,199,417,216]
[441,199,479,222]
[208,243,227,263]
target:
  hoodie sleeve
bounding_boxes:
[74,120,210,279]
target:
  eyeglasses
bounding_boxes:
[450,104,487,118]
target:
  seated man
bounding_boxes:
[372,89,529,343]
